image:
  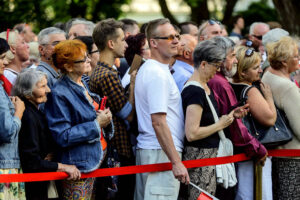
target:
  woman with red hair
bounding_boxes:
[44,40,113,199]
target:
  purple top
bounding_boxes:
[208,72,267,159]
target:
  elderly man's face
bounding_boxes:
[251,24,270,47]
[68,24,88,39]
[39,33,66,63]
[222,49,238,78]
[200,23,222,41]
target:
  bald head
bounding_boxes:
[177,34,197,65]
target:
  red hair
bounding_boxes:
[53,40,87,73]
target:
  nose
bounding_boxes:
[258,67,263,73]
[46,85,51,93]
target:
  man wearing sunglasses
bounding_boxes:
[249,22,270,58]
[37,27,66,88]
[134,18,189,200]
[198,19,222,41]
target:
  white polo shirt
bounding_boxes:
[134,59,185,152]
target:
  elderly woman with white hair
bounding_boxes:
[12,68,81,200]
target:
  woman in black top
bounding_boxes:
[181,40,246,199]
[12,69,81,200]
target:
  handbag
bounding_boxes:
[241,85,293,148]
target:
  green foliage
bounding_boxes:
[0,0,131,33]
[237,0,278,32]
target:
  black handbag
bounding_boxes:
[241,85,293,148]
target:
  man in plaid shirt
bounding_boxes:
[90,18,136,199]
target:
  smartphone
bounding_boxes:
[100,96,107,110]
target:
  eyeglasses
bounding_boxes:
[90,49,99,54]
[153,34,181,41]
[208,62,222,69]
[74,56,88,63]
[42,41,61,47]
[252,35,263,40]
[245,48,255,57]
[208,19,221,25]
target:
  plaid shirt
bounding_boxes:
[89,62,132,158]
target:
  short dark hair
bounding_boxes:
[125,33,146,66]
[93,18,123,51]
[146,18,170,45]
[179,21,198,34]
[140,22,149,34]
[0,38,9,55]
[75,36,94,54]
[232,15,243,25]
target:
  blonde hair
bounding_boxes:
[0,30,20,61]
[267,36,298,70]
[233,45,261,82]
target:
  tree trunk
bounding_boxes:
[222,0,239,26]
[158,0,179,25]
[272,0,300,35]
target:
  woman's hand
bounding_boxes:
[218,114,234,130]
[11,96,25,120]
[57,163,81,180]
[96,108,112,128]
[256,152,268,166]
[260,82,273,100]
[233,104,249,119]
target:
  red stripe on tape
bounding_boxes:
[0,149,299,183]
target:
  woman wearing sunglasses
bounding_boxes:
[231,46,276,200]
[44,40,113,199]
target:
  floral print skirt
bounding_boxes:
[0,168,26,200]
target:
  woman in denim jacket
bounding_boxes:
[0,38,26,199]
[44,40,113,200]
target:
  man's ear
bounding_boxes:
[38,45,44,56]
[149,39,157,49]
[107,40,114,50]
[183,50,191,60]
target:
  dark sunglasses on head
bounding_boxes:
[153,34,181,41]
[252,35,263,40]
[245,40,253,47]
[208,19,221,25]
[245,48,255,57]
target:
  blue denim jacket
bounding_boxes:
[44,75,110,173]
[0,82,21,169]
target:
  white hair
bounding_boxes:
[70,20,95,36]
[38,27,65,45]
[12,68,47,98]
[249,22,269,35]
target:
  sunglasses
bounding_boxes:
[153,34,181,41]
[245,48,255,57]
[208,19,221,25]
[245,40,253,47]
[252,35,263,40]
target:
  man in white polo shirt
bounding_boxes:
[134,18,189,200]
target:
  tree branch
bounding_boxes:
[158,0,179,25]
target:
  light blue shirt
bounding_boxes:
[172,60,194,92]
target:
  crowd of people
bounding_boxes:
[0,15,299,200]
